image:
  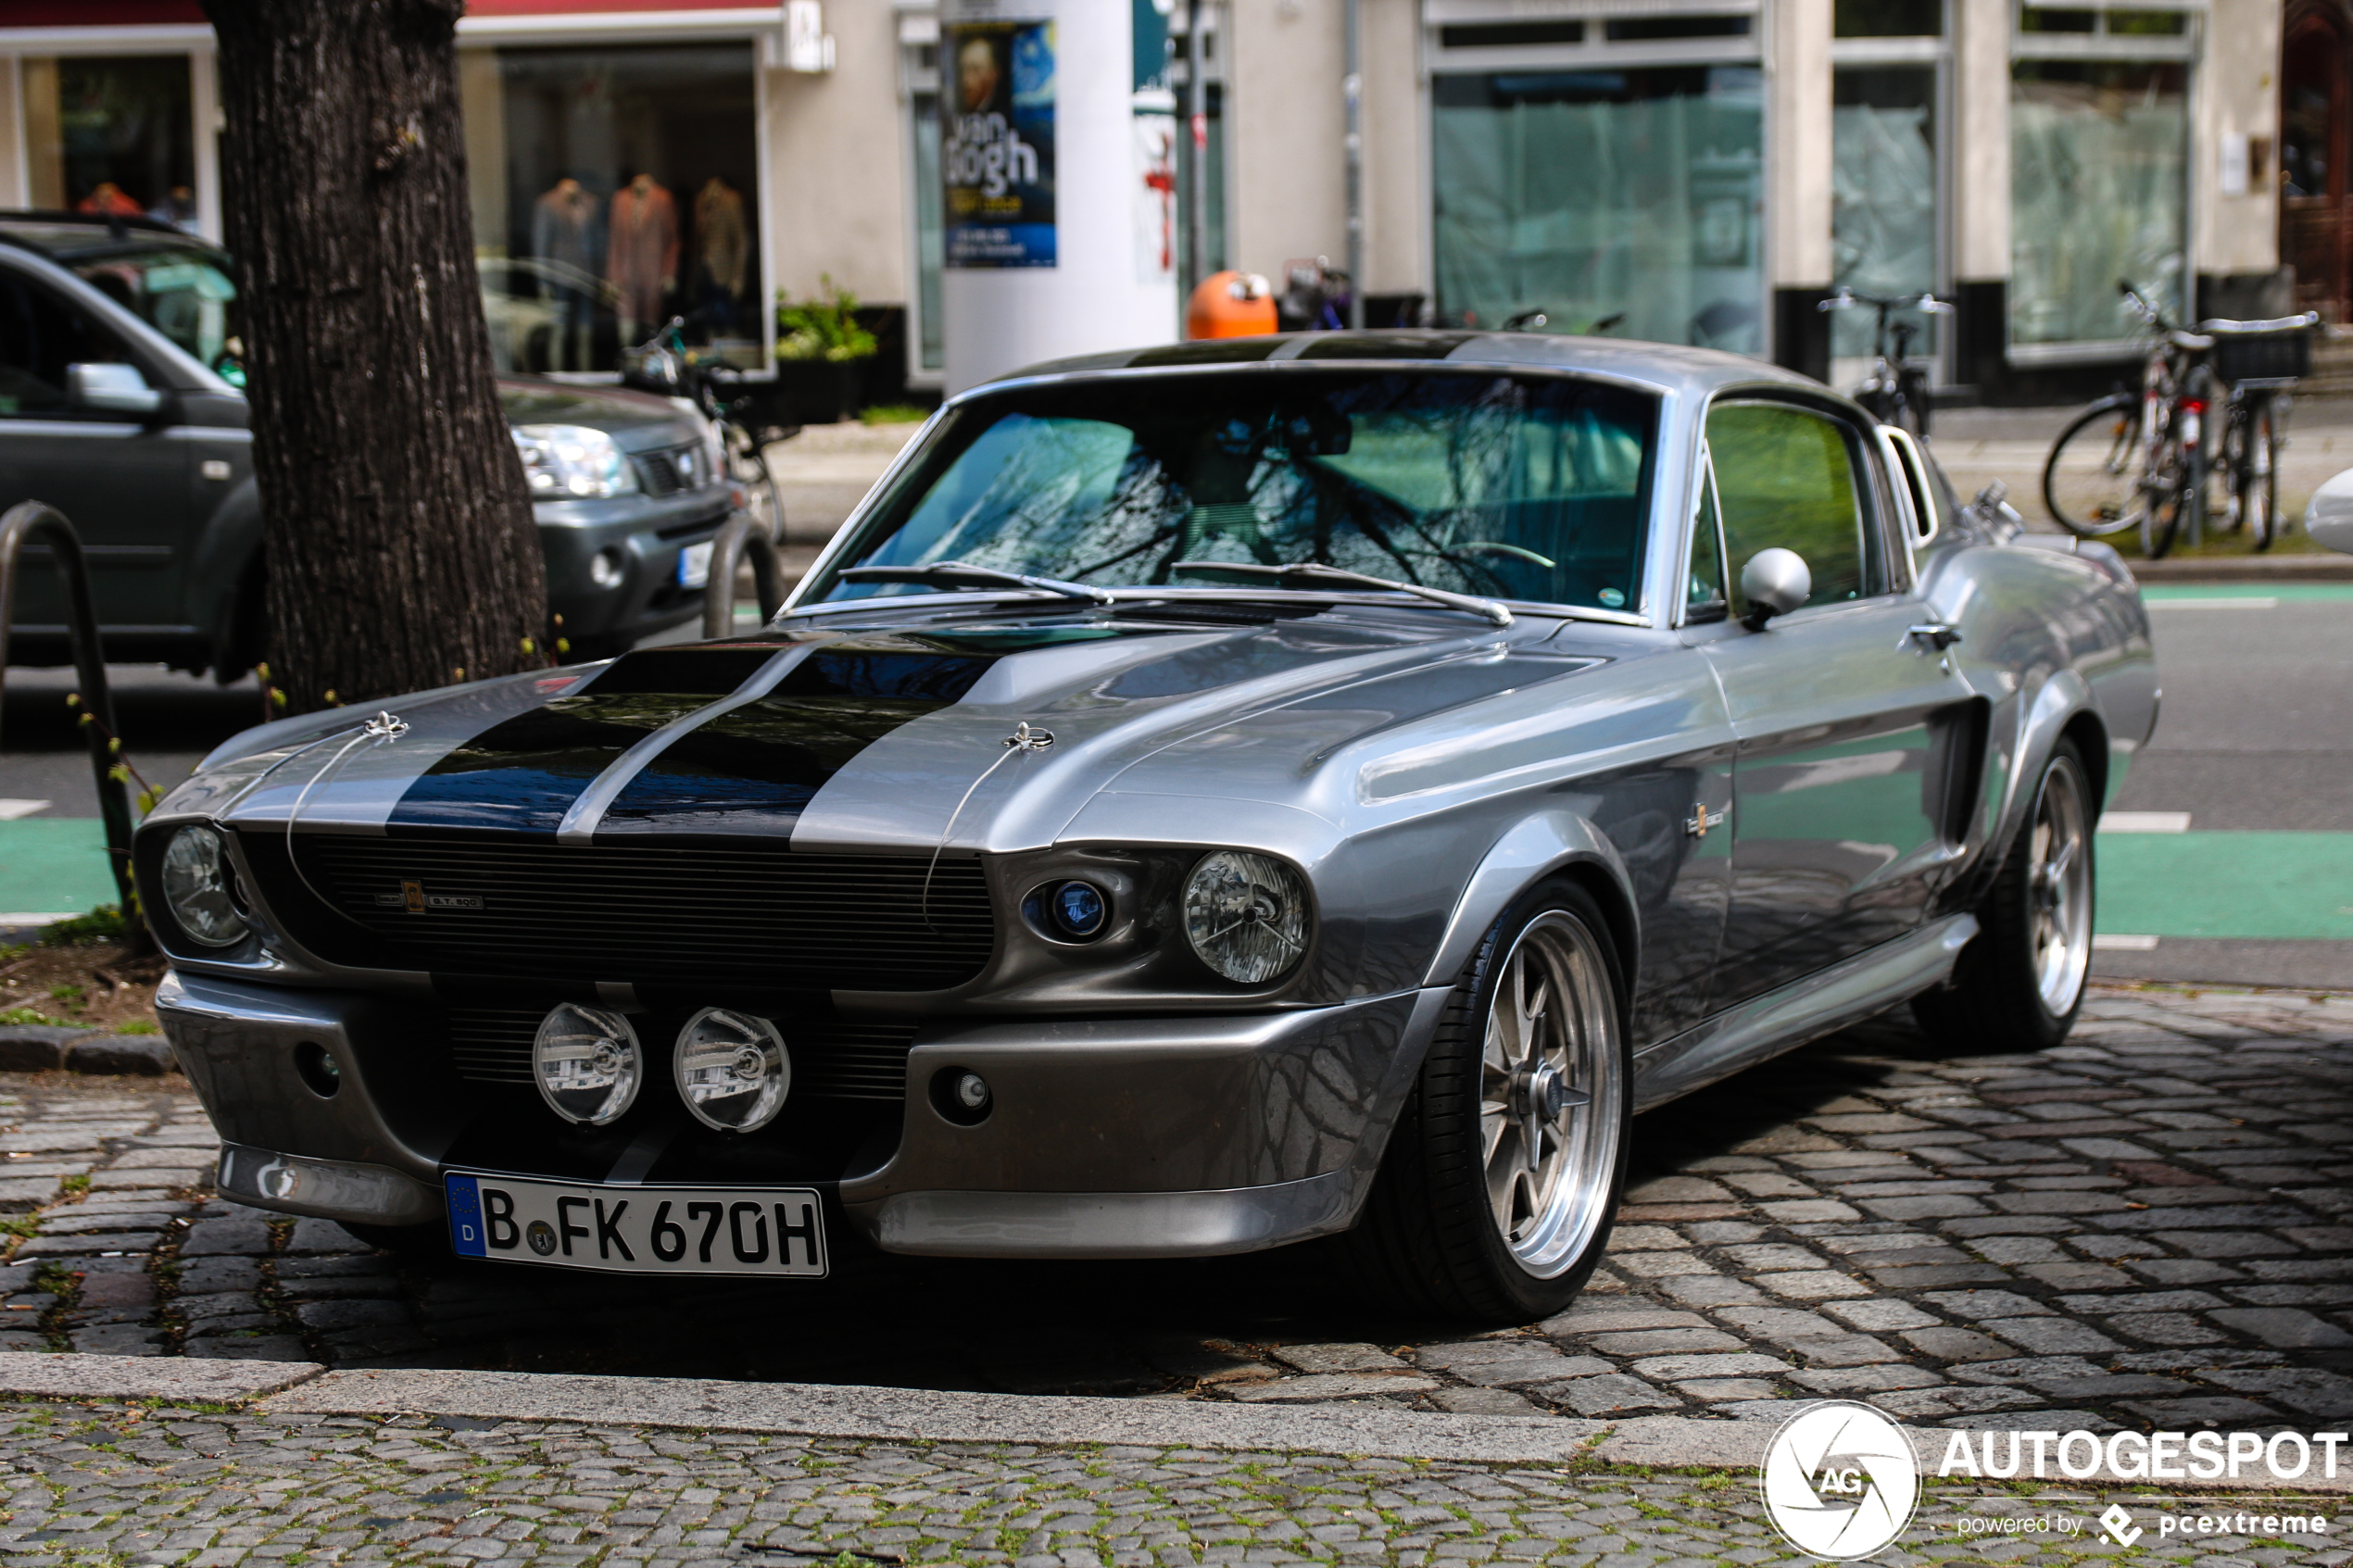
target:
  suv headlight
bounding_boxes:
[158,823,248,948]
[512,424,640,499]
[1183,850,1311,984]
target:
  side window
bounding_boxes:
[1705,401,1872,613]
[1686,448,1729,621]
[0,275,125,417]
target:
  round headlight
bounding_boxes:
[1184,850,1311,984]
[673,1009,790,1132]
[532,1003,641,1125]
[158,824,247,948]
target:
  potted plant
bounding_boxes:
[774,275,879,423]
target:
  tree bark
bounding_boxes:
[204,0,547,713]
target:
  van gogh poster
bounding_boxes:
[942,10,1056,269]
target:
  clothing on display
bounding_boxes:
[694,178,749,332]
[608,173,679,337]
[532,177,603,369]
[76,182,143,218]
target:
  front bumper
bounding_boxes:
[535,485,734,641]
[157,972,1445,1259]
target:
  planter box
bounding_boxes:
[772,358,866,424]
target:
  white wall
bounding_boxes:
[768,5,912,308]
[2197,0,2281,277]
[1228,0,1349,282]
[1768,0,1834,290]
[1952,0,2010,285]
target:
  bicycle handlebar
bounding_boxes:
[1818,288,1953,314]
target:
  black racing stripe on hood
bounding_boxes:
[390,645,783,834]
[594,647,997,835]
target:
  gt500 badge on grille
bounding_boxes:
[446,1173,825,1277]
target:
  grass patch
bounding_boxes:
[114,1020,159,1035]
[39,908,127,947]
[859,403,933,425]
[0,1009,75,1028]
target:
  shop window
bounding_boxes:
[1432,67,1765,355]
[911,91,947,374]
[1603,16,1752,40]
[1441,20,1587,45]
[1831,67,1939,361]
[21,56,197,230]
[470,44,761,374]
[2008,59,2187,348]
[1834,0,1944,35]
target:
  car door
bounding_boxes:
[0,261,189,632]
[1699,398,1976,1009]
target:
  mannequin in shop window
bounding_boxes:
[608,172,678,346]
[532,175,601,370]
[146,186,198,233]
[694,178,748,336]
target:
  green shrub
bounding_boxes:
[776,275,878,363]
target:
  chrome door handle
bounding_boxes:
[1907,622,1963,651]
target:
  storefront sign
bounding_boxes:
[942,6,1057,269]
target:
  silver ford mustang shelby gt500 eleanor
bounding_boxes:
[141,331,2156,1322]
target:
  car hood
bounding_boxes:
[163,603,1650,859]
[497,375,698,453]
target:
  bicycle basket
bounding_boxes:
[2209,325,2313,385]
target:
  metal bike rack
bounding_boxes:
[700,510,787,640]
[0,501,140,916]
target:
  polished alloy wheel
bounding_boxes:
[2028,755,2093,1016]
[1478,911,1623,1276]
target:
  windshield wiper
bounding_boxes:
[1172,560,1514,628]
[837,560,1114,605]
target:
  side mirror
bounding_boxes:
[1740,547,1810,630]
[67,362,164,418]
[2307,466,2353,554]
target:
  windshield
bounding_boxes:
[69,244,245,384]
[817,370,1659,614]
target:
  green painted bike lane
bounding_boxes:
[0,817,2343,940]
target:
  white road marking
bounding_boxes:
[2147,596,2278,609]
[0,913,78,927]
[0,801,51,820]
[2100,811,2191,833]
[2092,934,2162,951]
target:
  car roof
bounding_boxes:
[0,210,224,265]
[989,329,1828,403]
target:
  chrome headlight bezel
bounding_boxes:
[531,1003,642,1126]
[512,423,641,500]
[157,822,249,949]
[1182,849,1314,985]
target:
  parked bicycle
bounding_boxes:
[1818,288,1952,437]
[623,317,788,543]
[2043,284,2314,558]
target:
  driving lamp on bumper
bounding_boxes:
[159,823,248,948]
[673,1008,791,1133]
[1183,850,1311,984]
[532,1003,642,1125]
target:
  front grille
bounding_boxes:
[635,443,710,496]
[446,1004,914,1101]
[260,834,997,990]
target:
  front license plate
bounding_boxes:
[445,1173,825,1278]
[677,539,714,588]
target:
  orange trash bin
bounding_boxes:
[1187,271,1278,339]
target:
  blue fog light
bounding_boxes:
[1055,881,1106,937]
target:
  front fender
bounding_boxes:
[1986,666,2102,861]
[184,475,262,644]
[1420,809,1639,989]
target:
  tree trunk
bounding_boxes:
[203,0,547,714]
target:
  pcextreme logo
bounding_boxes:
[1759,1400,1921,1561]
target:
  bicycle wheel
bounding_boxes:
[2043,395,2145,536]
[2243,396,2279,551]
[2141,406,2199,561]
[725,425,785,540]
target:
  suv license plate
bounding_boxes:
[446,1173,825,1278]
[677,540,714,588]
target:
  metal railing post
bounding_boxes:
[699,510,786,640]
[0,502,139,919]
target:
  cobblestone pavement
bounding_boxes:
[0,985,2346,1435]
[0,1401,2341,1568]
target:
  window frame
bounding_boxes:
[1694,390,1910,619]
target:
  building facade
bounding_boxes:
[0,0,2289,402]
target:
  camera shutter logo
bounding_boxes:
[1760,1400,1921,1561]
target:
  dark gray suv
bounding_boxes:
[0,213,736,674]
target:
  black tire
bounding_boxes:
[342,1220,451,1261]
[2042,395,2145,537]
[1914,738,2095,1054]
[2244,398,2279,551]
[1344,880,1631,1323]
